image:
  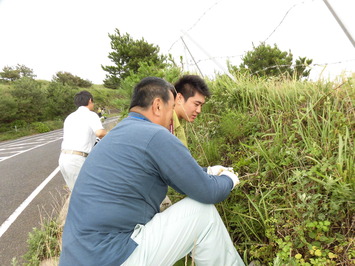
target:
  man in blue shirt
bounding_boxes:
[59,77,245,266]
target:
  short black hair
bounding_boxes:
[129,77,176,110]
[174,75,211,101]
[74,90,93,107]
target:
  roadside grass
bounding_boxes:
[0,120,63,142]
[11,189,69,266]
[19,73,354,265]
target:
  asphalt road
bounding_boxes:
[0,117,119,265]
[0,130,67,265]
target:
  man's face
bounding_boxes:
[175,92,206,122]
[160,91,175,129]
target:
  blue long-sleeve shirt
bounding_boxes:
[59,112,234,266]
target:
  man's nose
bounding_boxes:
[196,105,202,114]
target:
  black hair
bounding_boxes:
[74,90,93,107]
[129,77,176,109]
[174,75,211,101]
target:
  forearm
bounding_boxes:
[95,129,107,139]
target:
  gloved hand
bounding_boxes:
[220,170,240,190]
[207,165,234,176]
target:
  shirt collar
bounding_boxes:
[78,106,90,111]
[128,112,151,122]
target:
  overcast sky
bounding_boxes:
[0,0,354,84]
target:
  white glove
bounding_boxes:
[220,170,240,190]
[207,165,234,176]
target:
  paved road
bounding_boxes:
[0,130,66,265]
[0,117,119,265]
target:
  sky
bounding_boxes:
[0,0,354,84]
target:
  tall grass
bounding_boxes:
[185,73,354,265]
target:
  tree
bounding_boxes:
[232,43,312,79]
[52,71,92,88]
[102,29,168,89]
[0,64,36,81]
[45,82,77,120]
[0,66,20,81]
[114,61,182,113]
[0,90,18,124]
[294,56,313,80]
[10,77,46,122]
[17,64,37,79]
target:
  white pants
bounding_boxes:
[122,198,245,266]
[58,153,86,191]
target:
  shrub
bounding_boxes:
[23,220,62,265]
[31,122,50,133]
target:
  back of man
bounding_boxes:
[61,107,100,152]
[59,90,106,191]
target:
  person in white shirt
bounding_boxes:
[59,90,107,191]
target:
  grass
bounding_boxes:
[186,73,354,264]
[0,120,63,142]
[10,189,69,266]
[19,73,355,265]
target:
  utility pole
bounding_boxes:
[323,0,355,48]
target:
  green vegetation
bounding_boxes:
[0,78,121,142]
[22,220,62,265]
[184,73,354,265]
[18,73,354,265]
[52,71,93,88]
[229,42,313,80]
[0,64,36,81]
[102,29,171,89]
[4,30,353,265]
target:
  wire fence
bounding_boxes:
[168,0,355,78]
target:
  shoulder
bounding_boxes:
[81,108,100,119]
[172,111,180,125]
[64,109,78,121]
[149,126,184,151]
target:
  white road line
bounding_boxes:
[0,166,60,238]
[0,138,61,163]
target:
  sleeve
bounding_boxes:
[147,129,234,204]
[89,112,104,132]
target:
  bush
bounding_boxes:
[11,77,46,122]
[31,122,51,133]
[23,220,62,265]
[10,120,28,129]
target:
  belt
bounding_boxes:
[61,149,89,157]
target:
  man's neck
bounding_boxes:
[130,107,151,120]
[174,108,183,120]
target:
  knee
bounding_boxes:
[182,198,218,219]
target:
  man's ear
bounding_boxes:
[152,97,162,116]
[176,93,184,104]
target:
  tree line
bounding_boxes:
[101,29,313,89]
[0,28,313,132]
